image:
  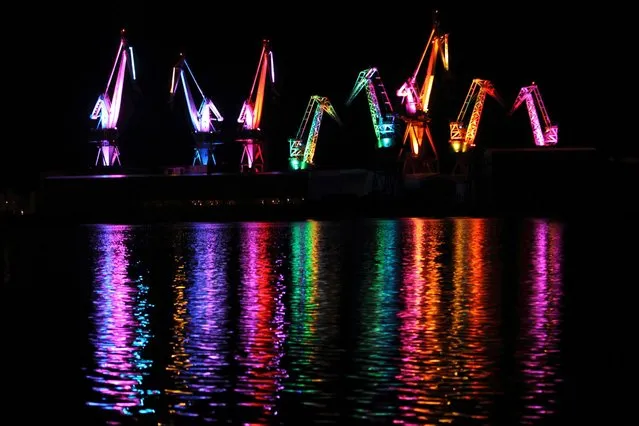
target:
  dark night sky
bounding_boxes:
[6,5,608,189]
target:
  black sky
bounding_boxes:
[6,4,607,188]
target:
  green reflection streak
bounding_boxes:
[352,220,400,412]
[287,221,320,394]
[368,221,399,378]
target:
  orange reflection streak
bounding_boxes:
[396,218,498,424]
[467,219,493,390]
[449,219,495,421]
[165,231,190,412]
[439,218,490,422]
[518,219,564,424]
[396,218,443,424]
[236,223,286,422]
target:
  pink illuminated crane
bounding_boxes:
[170,54,224,167]
[237,40,275,173]
[510,83,558,147]
[89,29,137,167]
[397,10,449,173]
[449,79,503,154]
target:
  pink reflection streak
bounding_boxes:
[395,219,443,424]
[88,226,141,412]
[520,220,563,423]
[237,223,286,421]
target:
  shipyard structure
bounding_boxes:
[28,15,637,221]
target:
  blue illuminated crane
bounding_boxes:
[170,54,224,167]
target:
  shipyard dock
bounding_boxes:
[23,147,637,222]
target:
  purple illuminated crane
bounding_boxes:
[396,10,449,174]
[89,29,137,167]
[170,54,224,167]
[510,82,558,147]
[236,40,275,173]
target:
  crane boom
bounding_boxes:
[169,54,224,166]
[346,67,397,149]
[89,29,137,167]
[237,40,275,173]
[288,96,341,170]
[396,10,449,173]
[396,10,449,117]
[449,79,502,153]
[237,39,275,132]
[510,83,558,147]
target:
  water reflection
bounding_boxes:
[518,219,564,423]
[396,218,499,424]
[350,220,401,420]
[86,225,157,418]
[449,219,500,421]
[165,224,232,421]
[235,223,287,423]
[75,219,573,424]
[396,218,445,424]
[285,221,342,419]
[287,221,320,394]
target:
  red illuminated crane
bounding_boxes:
[236,40,275,173]
[396,10,449,174]
[510,82,558,147]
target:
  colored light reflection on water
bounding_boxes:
[235,222,287,423]
[517,219,564,424]
[395,218,501,424]
[348,219,401,420]
[284,221,342,420]
[164,224,232,421]
[85,225,158,418]
[76,219,572,424]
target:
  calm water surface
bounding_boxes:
[4,218,636,424]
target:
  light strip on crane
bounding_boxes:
[170,68,177,94]
[129,47,136,80]
[269,51,275,83]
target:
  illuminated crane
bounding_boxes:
[288,96,341,170]
[237,39,275,173]
[510,82,558,147]
[449,79,502,154]
[396,10,449,173]
[169,54,224,167]
[89,29,137,167]
[346,67,397,149]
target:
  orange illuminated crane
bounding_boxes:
[449,79,502,154]
[396,10,449,174]
[236,40,275,173]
